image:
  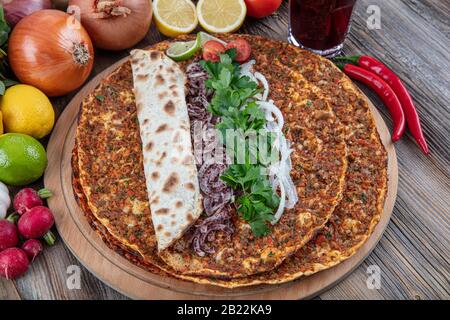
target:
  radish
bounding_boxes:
[0,220,19,251]
[13,188,53,215]
[18,206,55,245]
[0,248,29,279]
[21,239,43,262]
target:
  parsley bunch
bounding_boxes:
[200,50,280,237]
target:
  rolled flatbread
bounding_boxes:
[130,49,202,251]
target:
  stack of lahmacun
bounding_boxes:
[72,35,388,288]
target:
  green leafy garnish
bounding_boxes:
[0,8,17,95]
[200,51,280,237]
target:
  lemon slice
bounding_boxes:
[197,0,247,34]
[197,31,227,46]
[167,39,200,61]
[153,0,198,37]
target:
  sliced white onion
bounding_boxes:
[240,60,255,76]
[239,61,298,224]
[254,72,269,101]
[270,137,298,224]
[258,100,284,132]
[272,178,286,224]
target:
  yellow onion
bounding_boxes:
[8,10,94,97]
[69,0,152,51]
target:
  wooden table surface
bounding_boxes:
[1,0,449,300]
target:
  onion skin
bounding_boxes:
[8,10,94,97]
[69,0,152,51]
[3,0,52,27]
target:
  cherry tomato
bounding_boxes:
[226,39,252,63]
[244,0,282,18]
[202,40,226,62]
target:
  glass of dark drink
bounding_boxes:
[288,0,357,58]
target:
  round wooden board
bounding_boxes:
[44,53,398,300]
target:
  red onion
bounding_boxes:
[185,62,235,257]
[2,0,52,27]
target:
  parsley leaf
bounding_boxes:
[0,8,16,95]
[200,51,280,237]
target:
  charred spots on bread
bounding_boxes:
[175,200,183,208]
[164,101,175,115]
[155,74,165,86]
[151,171,159,180]
[156,124,168,133]
[155,208,169,215]
[150,51,161,61]
[145,141,153,152]
[185,182,195,191]
[162,172,179,193]
[136,74,149,81]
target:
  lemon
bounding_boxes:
[153,0,198,37]
[197,31,227,46]
[0,112,3,135]
[197,0,247,34]
[1,84,55,139]
[0,133,47,186]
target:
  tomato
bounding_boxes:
[226,39,252,63]
[202,40,226,62]
[244,0,282,18]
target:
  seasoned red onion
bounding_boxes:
[186,62,214,122]
[3,0,52,27]
[198,162,229,196]
[203,189,232,216]
[191,206,234,256]
[186,62,235,257]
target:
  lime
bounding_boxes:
[197,31,227,47]
[166,32,228,61]
[166,39,200,61]
[0,133,48,186]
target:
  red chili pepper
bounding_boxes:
[335,55,429,154]
[336,63,405,142]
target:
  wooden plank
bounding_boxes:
[11,241,128,300]
[0,279,21,300]
[3,0,449,299]
[320,0,450,300]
